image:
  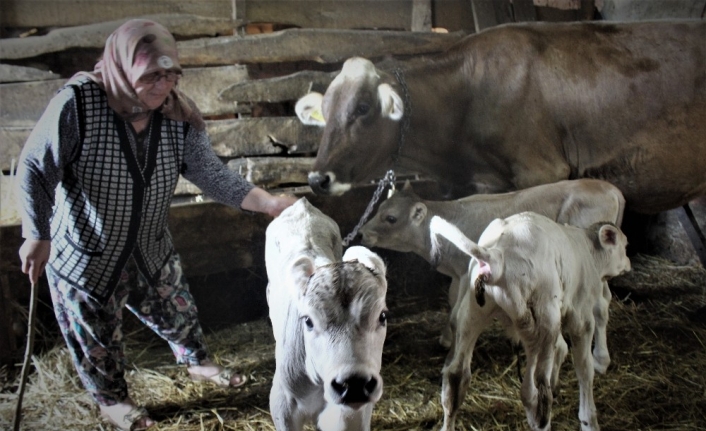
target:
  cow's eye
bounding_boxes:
[384,215,397,224]
[354,103,370,117]
[378,311,387,326]
[303,316,314,331]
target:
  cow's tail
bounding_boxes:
[429,216,492,264]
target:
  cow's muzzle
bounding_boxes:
[331,374,379,407]
[308,171,351,196]
[308,171,332,195]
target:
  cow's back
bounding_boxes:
[452,20,706,212]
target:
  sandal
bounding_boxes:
[100,404,154,431]
[189,367,247,388]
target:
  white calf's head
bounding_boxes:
[589,222,631,279]
[289,246,388,409]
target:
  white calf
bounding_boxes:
[265,198,388,431]
[360,178,625,354]
[430,212,630,431]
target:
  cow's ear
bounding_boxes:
[598,224,619,247]
[378,83,404,121]
[410,202,427,225]
[289,256,316,296]
[295,92,326,127]
[343,246,387,278]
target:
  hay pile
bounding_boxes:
[1,254,705,430]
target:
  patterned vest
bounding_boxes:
[49,78,187,303]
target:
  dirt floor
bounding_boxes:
[1,254,705,431]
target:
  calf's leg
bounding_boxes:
[551,335,569,396]
[270,375,306,431]
[440,276,464,349]
[520,331,556,431]
[570,319,600,431]
[440,293,495,431]
[592,281,611,374]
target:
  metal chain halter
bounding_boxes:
[342,170,396,246]
[342,67,411,247]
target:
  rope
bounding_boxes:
[13,281,38,431]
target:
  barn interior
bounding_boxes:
[1,0,705,430]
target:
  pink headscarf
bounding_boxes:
[74,19,205,130]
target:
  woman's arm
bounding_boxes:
[16,86,81,282]
[181,127,296,216]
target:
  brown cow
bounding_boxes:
[295,20,706,214]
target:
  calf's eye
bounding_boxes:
[304,316,314,330]
[384,215,397,224]
[379,311,387,326]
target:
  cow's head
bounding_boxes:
[296,57,404,195]
[359,180,428,253]
[289,246,388,409]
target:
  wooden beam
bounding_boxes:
[207,117,321,157]
[0,14,236,61]
[0,127,30,172]
[226,157,315,188]
[0,80,65,127]
[1,117,321,172]
[177,28,466,65]
[180,65,251,117]
[1,26,464,67]
[0,0,419,31]
[0,66,250,128]
[0,64,60,84]
[219,70,337,103]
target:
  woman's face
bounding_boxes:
[133,69,179,110]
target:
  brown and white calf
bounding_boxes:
[430,212,630,431]
[360,178,624,353]
[265,197,389,431]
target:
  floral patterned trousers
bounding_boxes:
[47,253,209,405]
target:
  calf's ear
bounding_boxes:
[343,246,387,278]
[378,83,404,121]
[410,202,427,225]
[598,224,619,247]
[295,92,326,126]
[289,256,316,296]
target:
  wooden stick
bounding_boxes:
[13,280,38,431]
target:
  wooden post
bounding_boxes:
[470,0,512,32]
[512,0,537,22]
[412,0,432,32]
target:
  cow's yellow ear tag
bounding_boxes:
[311,110,325,123]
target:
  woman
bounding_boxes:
[16,19,297,430]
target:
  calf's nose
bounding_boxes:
[308,171,331,195]
[331,374,378,405]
